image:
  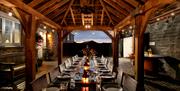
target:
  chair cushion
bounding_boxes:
[105,87,122,91]
[45,87,59,91]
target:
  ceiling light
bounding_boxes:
[156,18,160,21]
[8,12,12,16]
[85,25,91,29]
[129,26,133,29]
[171,12,175,16]
[43,26,47,29]
[52,29,55,32]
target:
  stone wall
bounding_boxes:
[146,14,180,60]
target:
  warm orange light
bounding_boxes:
[84,66,89,71]
[82,77,89,84]
[47,34,51,38]
[82,87,89,91]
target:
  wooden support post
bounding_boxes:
[112,30,119,72]
[13,8,38,91]
[134,7,156,91]
[57,29,63,65]
[24,15,37,90]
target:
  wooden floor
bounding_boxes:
[1,57,180,91]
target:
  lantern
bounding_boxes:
[82,70,89,84]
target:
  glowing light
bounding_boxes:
[43,26,47,29]
[82,87,89,91]
[85,25,91,29]
[52,29,55,32]
[8,12,12,16]
[129,26,133,29]
[82,77,89,84]
[171,12,175,16]
[156,18,160,21]
[84,66,89,71]
[47,34,51,38]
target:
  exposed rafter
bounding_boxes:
[28,0,44,7]
[42,0,69,15]
[99,0,114,25]
[115,0,175,30]
[48,5,68,19]
[103,31,113,39]
[103,0,129,16]
[61,0,75,25]
[110,14,122,23]
[4,0,61,29]
[54,14,64,23]
[135,0,146,5]
[101,9,104,25]
[70,7,76,25]
[106,5,124,19]
[37,0,59,12]
[123,0,139,7]
[114,0,134,12]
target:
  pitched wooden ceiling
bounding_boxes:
[21,0,146,28]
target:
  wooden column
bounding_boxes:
[57,29,63,65]
[134,8,156,91]
[112,30,119,72]
[13,8,38,90]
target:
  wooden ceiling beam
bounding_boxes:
[54,14,64,22]
[135,0,146,5]
[114,0,134,12]
[4,0,61,29]
[103,0,129,16]
[28,0,44,7]
[70,7,76,25]
[63,26,113,31]
[110,14,121,23]
[106,5,125,19]
[100,9,104,25]
[99,0,114,25]
[123,0,139,7]
[102,30,113,39]
[61,0,74,25]
[37,0,60,12]
[42,0,69,15]
[48,5,68,19]
[115,0,175,30]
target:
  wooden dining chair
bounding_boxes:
[102,70,123,91]
[30,74,59,91]
[121,73,137,91]
[48,67,61,87]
